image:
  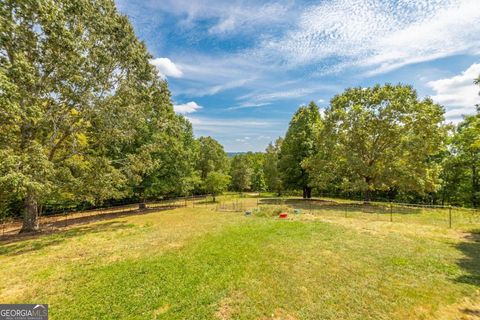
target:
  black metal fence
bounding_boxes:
[1,194,211,237]
[3,194,479,239]
[257,198,480,229]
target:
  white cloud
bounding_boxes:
[256,0,480,75]
[227,102,272,111]
[239,88,316,104]
[187,117,273,129]
[235,137,251,143]
[150,57,183,78]
[122,0,292,37]
[207,3,290,35]
[173,101,202,114]
[193,78,253,97]
[427,63,480,121]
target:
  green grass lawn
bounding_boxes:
[1,202,479,319]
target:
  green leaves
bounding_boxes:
[306,84,447,199]
[279,102,321,192]
[230,155,254,192]
[443,109,480,207]
[0,0,197,228]
[204,171,231,198]
[263,138,283,194]
[196,136,229,180]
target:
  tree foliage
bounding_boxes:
[229,154,253,192]
[305,84,447,201]
[251,167,267,192]
[263,138,283,194]
[204,171,230,202]
[0,0,195,230]
[196,136,228,179]
[440,85,479,207]
[278,102,321,198]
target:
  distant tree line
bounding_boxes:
[194,79,479,210]
[218,82,479,209]
[1,0,479,233]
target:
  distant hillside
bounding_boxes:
[226,152,246,158]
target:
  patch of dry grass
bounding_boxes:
[1,199,479,319]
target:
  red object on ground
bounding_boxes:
[279,212,288,219]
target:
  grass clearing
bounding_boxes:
[1,200,479,319]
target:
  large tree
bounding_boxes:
[229,154,253,193]
[441,78,479,207]
[0,0,169,231]
[196,136,228,180]
[124,112,199,207]
[204,171,230,202]
[278,102,321,198]
[263,138,283,194]
[306,84,447,202]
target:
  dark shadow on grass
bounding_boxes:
[49,205,182,228]
[1,204,183,240]
[0,221,134,256]
[455,230,480,317]
[456,230,480,286]
[461,308,480,317]
[259,198,423,215]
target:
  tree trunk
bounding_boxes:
[302,187,307,199]
[20,191,39,233]
[138,188,146,210]
[306,187,312,199]
[363,189,371,203]
[213,194,216,202]
[363,177,372,203]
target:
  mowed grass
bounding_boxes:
[1,203,480,319]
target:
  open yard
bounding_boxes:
[1,198,479,319]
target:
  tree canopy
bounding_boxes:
[0,0,194,230]
[196,136,228,180]
[204,171,231,202]
[305,84,447,201]
[278,102,321,198]
[263,138,283,194]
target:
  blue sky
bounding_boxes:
[116,0,480,152]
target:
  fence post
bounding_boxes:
[449,206,452,228]
[390,202,393,222]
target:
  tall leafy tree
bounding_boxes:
[0,0,169,231]
[307,84,447,201]
[442,87,479,207]
[229,154,253,193]
[196,136,228,180]
[279,102,321,198]
[124,112,199,206]
[251,167,267,192]
[263,138,283,194]
[204,171,231,202]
